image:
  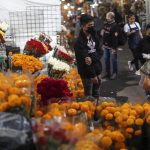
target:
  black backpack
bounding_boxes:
[117,25,127,46]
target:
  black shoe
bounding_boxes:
[110,73,117,80]
[102,74,110,79]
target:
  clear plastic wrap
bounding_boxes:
[0,112,35,150]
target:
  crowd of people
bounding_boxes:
[73,10,150,102]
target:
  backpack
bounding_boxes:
[118,26,127,46]
[111,23,127,46]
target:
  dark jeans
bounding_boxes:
[103,47,118,75]
[81,77,101,99]
[130,49,146,71]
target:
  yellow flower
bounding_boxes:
[111,131,125,142]
[9,87,20,95]
[135,118,144,126]
[100,136,112,148]
[75,140,101,150]
[127,118,134,126]
[105,113,113,120]
[100,109,109,117]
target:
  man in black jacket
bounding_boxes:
[102,12,119,80]
[74,14,103,100]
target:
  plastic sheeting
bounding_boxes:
[0,112,34,150]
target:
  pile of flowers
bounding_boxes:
[37,77,73,106]
[32,100,150,150]
[48,57,70,78]
[64,68,84,98]
[53,45,74,64]
[12,54,43,73]
[0,72,32,116]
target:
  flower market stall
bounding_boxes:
[0,1,150,149]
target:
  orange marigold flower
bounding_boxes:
[42,114,51,120]
[67,108,77,116]
[135,118,144,126]
[20,96,31,106]
[35,110,43,117]
[9,87,20,95]
[0,91,5,100]
[101,136,112,148]
[134,130,142,136]
[105,113,113,120]
[146,116,150,124]
[126,127,134,134]
[127,118,134,126]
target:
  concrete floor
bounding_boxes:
[100,45,146,104]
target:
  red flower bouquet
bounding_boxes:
[54,46,74,64]
[37,77,73,105]
[24,39,52,57]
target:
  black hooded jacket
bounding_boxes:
[74,29,103,78]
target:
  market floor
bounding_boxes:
[100,45,145,104]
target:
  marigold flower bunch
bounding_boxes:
[97,101,149,142]
[12,54,43,73]
[0,72,32,114]
[64,68,84,98]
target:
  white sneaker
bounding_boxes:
[135,70,141,76]
[118,48,124,51]
[128,61,134,71]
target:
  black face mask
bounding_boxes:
[86,26,95,34]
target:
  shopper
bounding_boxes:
[138,23,150,100]
[102,12,119,80]
[124,13,143,75]
[74,14,103,100]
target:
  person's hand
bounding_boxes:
[85,57,92,65]
[111,49,117,54]
[91,76,99,84]
[131,30,136,34]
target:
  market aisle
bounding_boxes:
[100,45,145,103]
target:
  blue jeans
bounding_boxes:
[103,47,118,75]
[81,77,100,99]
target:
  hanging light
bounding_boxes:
[64,5,68,10]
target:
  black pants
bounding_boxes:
[130,49,146,70]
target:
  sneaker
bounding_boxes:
[128,61,134,71]
[118,48,124,51]
[110,73,117,80]
[135,70,141,76]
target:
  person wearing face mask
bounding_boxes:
[102,12,119,80]
[74,14,103,101]
[124,13,143,75]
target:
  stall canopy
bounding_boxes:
[0,0,61,50]
[0,0,60,21]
